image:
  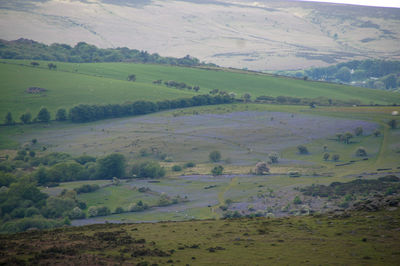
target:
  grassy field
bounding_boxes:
[1,209,399,265]
[2,59,400,120]
[17,103,396,224]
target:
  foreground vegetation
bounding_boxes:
[1,207,399,265]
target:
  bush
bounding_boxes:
[332,154,340,161]
[268,153,279,164]
[37,107,51,123]
[354,127,363,136]
[74,184,100,194]
[129,200,149,212]
[172,165,182,171]
[55,108,67,121]
[68,207,86,219]
[131,161,165,178]
[211,165,224,176]
[114,206,125,214]
[355,147,367,157]
[209,150,222,162]
[297,145,309,154]
[96,153,125,179]
[373,129,381,137]
[88,206,110,217]
[388,119,397,129]
[255,162,269,175]
[293,196,302,205]
[323,153,330,161]
[184,162,196,168]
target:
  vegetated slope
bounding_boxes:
[2,59,400,119]
[278,59,400,92]
[0,0,399,70]
[1,209,399,265]
[0,38,213,66]
[0,61,196,120]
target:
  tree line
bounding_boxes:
[0,38,216,67]
[3,94,235,125]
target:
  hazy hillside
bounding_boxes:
[1,0,399,71]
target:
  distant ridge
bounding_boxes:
[0,38,216,67]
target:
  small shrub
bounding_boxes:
[268,152,279,164]
[68,207,86,219]
[332,154,340,161]
[354,127,363,136]
[184,162,196,168]
[114,206,125,214]
[388,119,397,129]
[355,147,367,157]
[255,162,269,175]
[373,129,381,137]
[172,165,182,171]
[293,196,302,205]
[211,165,224,176]
[297,145,309,154]
[209,150,221,162]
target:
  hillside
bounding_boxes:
[1,208,399,265]
[1,0,399,71]
[2,59,400,120]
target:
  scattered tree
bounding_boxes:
[335,133,343,142]
[354,127,363,136]
[297,145,309,154]
[293,195,302,205]
[127,74,136,81]
[47,63,57,70]
[211,165,224,176]
[242,93,251,103]
[388,119,397,129]
[209,150,222,162]
[373,129,381,137]
[37,107,51,123]
[172,165,182,171]
[268,153,279,164]
[4,112,14,125]
[343,132,353,144]
[96,153,125,179]
[30,62,39,67]
[255,162,269,175]
[332,154,340,161]
[20,112,32,124]
[131,161,165,178]
[55,108,67,121]
[355,147,367,157]
[323,144,328,152]
[323,153,330,161]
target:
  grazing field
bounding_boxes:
[2,59,400,120]
[1,209,399,265]
[7,103,399,224]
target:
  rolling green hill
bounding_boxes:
[1,59,400,120]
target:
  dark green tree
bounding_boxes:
[354,127,363,136]
[335,66,351,82]
[128,74,136,81]
[37,107,51,123]
[20,112,32,124]
[96,153,125,179]
[388,119,397,129]
[55,108,67,121]
[211,165,224,176]
[4,112,14,125]
[209,150,222,162]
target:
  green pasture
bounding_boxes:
[0,61,195,120]
[2,59,400,120]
